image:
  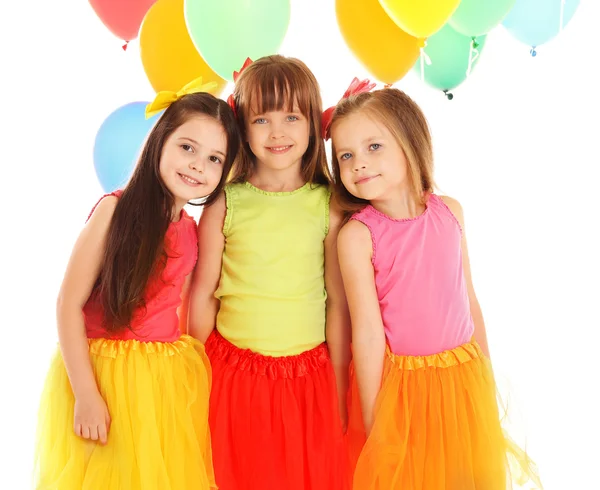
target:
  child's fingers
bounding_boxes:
[81,425,91,439]
[89,425,99,441]
[98,422,108,445]
[74,423,82,437]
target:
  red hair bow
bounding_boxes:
[321,77,376,140]
[233,57,253,82]
[227,57,253,117]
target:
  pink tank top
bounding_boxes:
[83,191,198,342]
[351,194,474,356]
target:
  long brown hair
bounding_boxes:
[228,55,330,185]
[330,88,435,219]
[96,92,240,333]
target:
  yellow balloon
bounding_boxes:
[378,0,461,39]
[139,0,227,95]
[336,0,424,85]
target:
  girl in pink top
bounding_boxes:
[325,84,542,489]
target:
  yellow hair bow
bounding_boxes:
[145,77,218,118]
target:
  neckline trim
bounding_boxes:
[366,195,432,223]
[244,181,310,196]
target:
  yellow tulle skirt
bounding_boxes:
[33,335,216,490]
[347,341,543,490]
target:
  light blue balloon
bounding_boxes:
[502,0,580,48]
[93,102,160,193]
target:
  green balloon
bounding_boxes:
[412,24,486,93]
[449,0,516,37]
[185,0,291,82]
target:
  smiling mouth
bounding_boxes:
[266,145,292,154]
[355,175,379,185]
[178,173,204,185]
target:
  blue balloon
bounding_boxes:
[93,102,160,193]
[502,0,580,48]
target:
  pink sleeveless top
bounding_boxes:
[83,191,198,342]
[351,194,474,356]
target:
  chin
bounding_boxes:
[358,191,383,202]
[265,160,298,171]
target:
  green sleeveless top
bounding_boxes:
[215,181,331,356]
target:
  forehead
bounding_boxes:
[331,112,388,146]
[247,90,301,116]
[169,116,227,149]
[241,68,312,116]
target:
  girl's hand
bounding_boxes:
[73,390,111,445]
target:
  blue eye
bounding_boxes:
[253,118,267,124]
[340,153,352,161]
[287,115,299,122]
[369,143,381,151]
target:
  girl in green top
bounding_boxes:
[188,55,350,490]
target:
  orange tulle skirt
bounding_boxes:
[205,330,348,490]
[347,341,542,490]
[33,335,215,490]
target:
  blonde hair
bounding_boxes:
[228,55,331,185]
[330,88,435,217]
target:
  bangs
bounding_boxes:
[238,63,313,118]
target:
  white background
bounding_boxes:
[1,0,599,488]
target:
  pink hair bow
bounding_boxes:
[321,78,377,140]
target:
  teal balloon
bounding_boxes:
[185,0,291,81]
[450,0,516,37]
[412,24,487,92]
[502,0,580,48]
[93,102,159,193]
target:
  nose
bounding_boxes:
[269,120,285,139]
[352,157,367,172]
[189,157,204,173]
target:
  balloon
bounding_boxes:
[412,24,487,94]
[377,0,461,38]
[185,0,291,82]
[502,0,580,49]
[140,0,227,95]
[336,0,424,85]
[450,0,516,37]
[89,0,157,41]
[93,102,159,193]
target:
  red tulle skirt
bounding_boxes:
[205,330,348,490]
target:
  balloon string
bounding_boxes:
[559,0,566,32]
[466,38,480,77]
[419,42,432,82]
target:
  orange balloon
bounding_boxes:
[336,0,425,85]
[139,0,227,95]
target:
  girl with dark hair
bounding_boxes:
[34,79,241,490]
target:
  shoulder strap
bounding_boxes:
[86,190,122,223]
